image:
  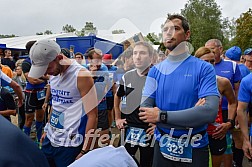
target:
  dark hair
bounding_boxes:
[25,40,36,53]
[61,48,71,58]
[87,49,102,59]
[166,14,190,33]
[74,52,83,59]
[4,49,11,54]
[84,47,94,55]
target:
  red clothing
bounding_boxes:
[207,98,223,135]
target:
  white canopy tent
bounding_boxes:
[97,30,141,43]
[0,33,77,50]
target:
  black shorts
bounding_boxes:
[106,96,114,110]
[208,135,227,155]
[124,136,153,167]
[25,91,44,114]
[97,110,109,130]
[120,126,153,167]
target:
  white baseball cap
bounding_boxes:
[28,39,61,78]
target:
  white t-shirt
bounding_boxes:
[69,146,138,167]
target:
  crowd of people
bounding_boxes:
[1,14,252,167]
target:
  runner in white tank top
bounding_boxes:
[28,39,98,166]
[46,60,90,147]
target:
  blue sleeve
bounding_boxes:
[239,64,250,78]
[0,71,12,87]
[166,96,219,127]
[198,64,219,98]
[142,67,157,99]
[245,68,250,77]
[234,64,242,83]
[1,79,10,87]
[238,76,252,103]
[101,64,108,71]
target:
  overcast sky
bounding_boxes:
[1,0,251,36]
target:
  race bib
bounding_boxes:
[37,90,46,100]
[125,127,148,146]
[50,110,64,130]
[159,135,192,163]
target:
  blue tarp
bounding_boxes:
[0,43,6,48]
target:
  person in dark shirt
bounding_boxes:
[1,49,16,71]
[0,115,49,167]
[0,87,16,121]
[21,41,47,142]
[114,41,155,167]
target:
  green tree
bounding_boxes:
[181,0,225,51]
[62,24,76,33]
[44,30,53,35]
[147,33,162,43]
[221,17,237,48]
[77,22,97,36]
[144,23,165,51]
[233,8,252,51]
[146,33,160,45]
[145,33,166,52]
[229,18,237,40]
[0,34,16,38]
[75,29,85,37]
[36,32,43,35]
[112,29,125,34]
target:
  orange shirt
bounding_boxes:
[1,65,13,78]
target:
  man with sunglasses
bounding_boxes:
[74,52,85,65]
